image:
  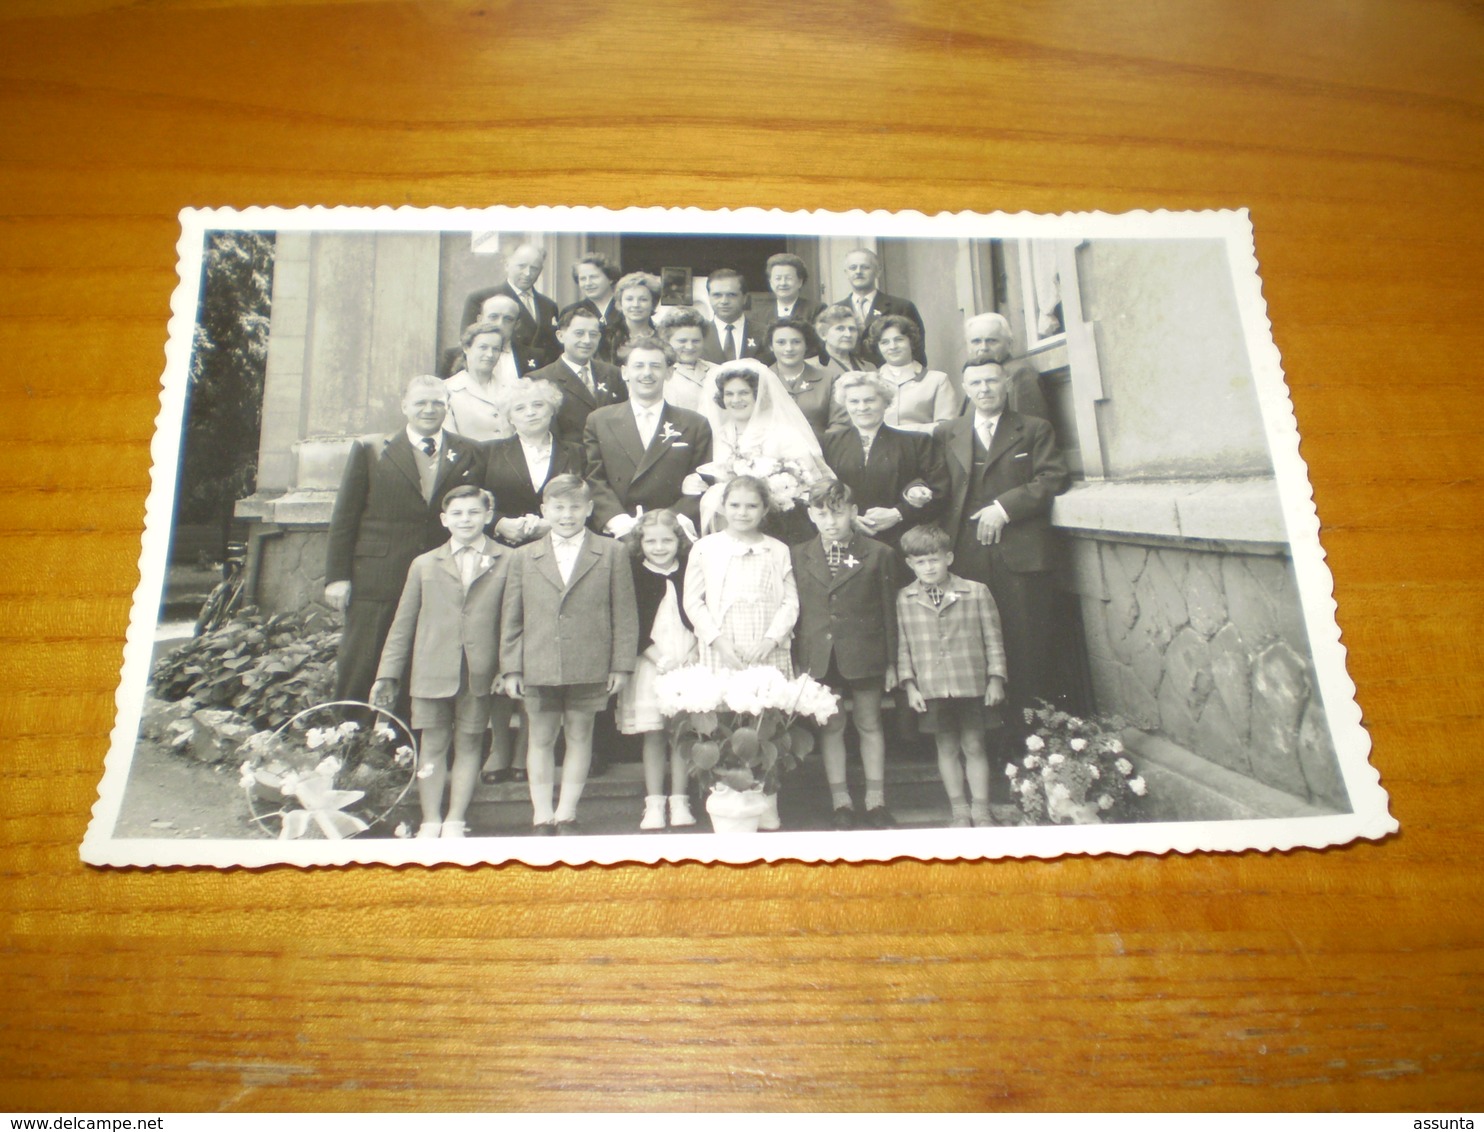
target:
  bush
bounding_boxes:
[152,609,338,730]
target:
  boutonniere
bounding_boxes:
[595,381,611,398]
[746,337,757,349]
[446,448,460,463]
[841,553,860,570]
[658,421,683,444]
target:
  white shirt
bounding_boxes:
[630,400,665,449]
[452,536,490,588]
[853,290,878,323]
[517,434,554,490]
[974,410,1002,451]
[496,349,520,384]
[551,531,586,585]
[563,357,595,396]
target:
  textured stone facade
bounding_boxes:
[252,527,332,619]
[1069,535,1348,812]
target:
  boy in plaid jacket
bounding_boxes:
[896,524,1007,828]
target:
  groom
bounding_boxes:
[584,335,712,534]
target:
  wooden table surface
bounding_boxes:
[2,0,1481,1112]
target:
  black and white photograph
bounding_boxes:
[82,205,1392,868]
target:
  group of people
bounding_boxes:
[325,242,1070,837]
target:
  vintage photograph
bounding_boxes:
[82,206,1391,868]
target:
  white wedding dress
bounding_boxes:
[695,359,831,533]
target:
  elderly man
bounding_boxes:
[584,335,712,534]
[935,361,1069,728]
[460,244,560,371]
[324,374,487,703]
[439,292,542,381]
[965,311,1052,424]
[837,248,926,365]
[699,269,769,364]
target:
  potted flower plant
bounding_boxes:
[655,665,838,832]
[1006,704,1149,825]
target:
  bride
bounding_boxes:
[691,359,831,535]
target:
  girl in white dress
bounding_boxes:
[683,476,800,677]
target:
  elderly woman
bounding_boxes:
[766,317,834,438]
[476,378,586,788]
[602,271,662,362]
[813,303,876,380]
[763,252,824,325]
[482,378,586,548]
[822,371,949,546]
[444,320,521,441]
[864,314,960,434]
[657,306,716,411]
[693,358,829,537]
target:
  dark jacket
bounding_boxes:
[790,533,897,682]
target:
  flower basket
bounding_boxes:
[1007,703,1149,825]
[238,700,418,839]
[705,781,773,834]
[655,665,838,830]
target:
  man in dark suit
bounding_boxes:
[934,362,1069,725]
[584,335,713,535]
[762,252,825,328]
[700,269,769,365]
[525,305,627,444]
[439,292,542,380]
[458,243,560,371]
[965,311,1052,427]
[324,375,487,703]
[838,248,927,365]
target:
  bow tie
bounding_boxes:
[925,584,945,607]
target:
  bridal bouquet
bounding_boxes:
[655,665,838,793]
[1007,703,1149,825]
[699,453,819,512]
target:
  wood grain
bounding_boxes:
[1,0,1481,1112]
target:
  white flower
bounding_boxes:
[1128,776,1147,796]
[393,822,412,838]
[1048,753,1065,766]
[1049,783,1071,803]
[1005,763,1018,778]
[1070,738,1087,752]
[1107,738,1124,754]
[1023,754,1041,769]
[374,723,398,742]
[394,745,415,767]
[314,755,343,777]
[1040,766,1053,780]
[1115,758,1134,777]
[238,761,256,790]
[1097,794,1114,811]
[416,762,436,780]
[304,727,332,750]
[1025,735,1046,752]
[337,720,361,736]
[279,770,301,797]
[1089,765,1100,780]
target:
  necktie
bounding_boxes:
[456,544,477,588]
[577,365,593,394]
[723,323,737,361]
[857,296,871,325]
[926,584,944,608]
[826,542,847,575]
[420,436,437,458]
[977,419,996,453]
[519,290,536,318]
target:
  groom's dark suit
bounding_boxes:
[325,430,486,702]
[583,401,712,529]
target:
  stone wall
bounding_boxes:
[251,526,332,619]
[1068,533,1349,813]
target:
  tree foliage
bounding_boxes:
[178,230,275,532]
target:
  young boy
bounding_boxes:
[499,474,639,834]
[792,479,899,830]
[372,485,509,839]
[896,524,1008,828]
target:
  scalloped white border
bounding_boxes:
[81,204,1394,869]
